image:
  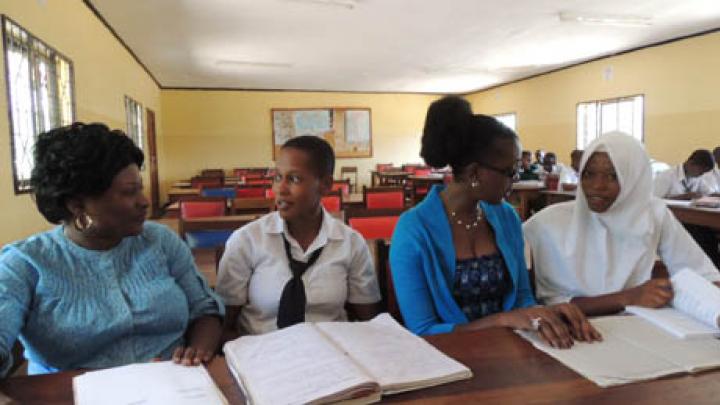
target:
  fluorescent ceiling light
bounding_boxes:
[215,60,294,68]
[559,11,653,27]
[284,0,359,10]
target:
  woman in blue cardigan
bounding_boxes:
[390,96,601,348]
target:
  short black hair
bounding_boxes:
[31,122,144,224]
[688,149,714,171]
[420,96,517,176]
[522,150,532,157]
[281,135,335,178]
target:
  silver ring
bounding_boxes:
[531,317,542,331]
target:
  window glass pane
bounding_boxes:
[600,102,618,134]
[493,113,516,132]
[3,18,74,192]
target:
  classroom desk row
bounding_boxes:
[3,326,718,404]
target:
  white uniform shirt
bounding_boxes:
[701,168,720,193]
[216,209,381,335]
[653,164,711,198]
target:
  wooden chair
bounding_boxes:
[331,179,351,197]
[363,186,405,210]
[321,190,343,213]
[376,239,403,323]
[231,197,276,215]
[339,166,358,192]
[179,198,231,249]
[344,206,405,240]
[236,184,271,198]
[201,169,225,178]
[191,176,223,189]
[376,163,395,172]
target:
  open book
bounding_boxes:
[73,361,227,405]
[518,315,720,387]
[223,313,472,405]
[626,268,720,339]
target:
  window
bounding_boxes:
[493,112,517,132]
[577,95,643,149]
[3,16,75,193]
[124,96,144,149]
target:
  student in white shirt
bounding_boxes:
[701,146,720,193]
[653,149,715,199]
[216,136,381,336]
[559,149,583,189]
[524,132,720,315]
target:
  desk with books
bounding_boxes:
[3,326,719,404]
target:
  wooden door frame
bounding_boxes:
[146,108,160,217]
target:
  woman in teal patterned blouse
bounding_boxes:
[0,123,224,377]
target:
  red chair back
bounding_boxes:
[180,201,225,219]
[413,168,432,176]
[321,195,342,213]
[236,186,268,198]
[366,191,404,210]
[349,216,399,240]
[265,188,276,198]
[331,182,350,196]
[376,163,394,172]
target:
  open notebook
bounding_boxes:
[626,268,720,339]
[73,361,227,405]
[223,313,472,405]
[518,315,720,387]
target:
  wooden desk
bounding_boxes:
[3,328,719,404]
[372,171,409,187]
[510,183,545,221]
[541,189,576,206]
[668,204,720,230]
[342,193,364,209]
[168,188,200,203]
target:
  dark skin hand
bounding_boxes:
[172,315,223,366]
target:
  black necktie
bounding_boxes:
[276,235,324,329]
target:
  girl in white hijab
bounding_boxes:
[524,132,720,315]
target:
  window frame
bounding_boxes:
[575,94,645,150]
[124,95,144,151]
[2,15,76,194]
[493,111,518,132]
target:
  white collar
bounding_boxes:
[262,208,344,252]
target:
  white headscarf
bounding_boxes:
[524,132,665,303]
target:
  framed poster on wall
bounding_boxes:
[271,107,372,159]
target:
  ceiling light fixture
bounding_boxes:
[558,11,653,27]
[215,60,294,68]
[284,0,359,10]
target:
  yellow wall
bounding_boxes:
[159,90,437,202]
[465,31,720,166]
[0,0,161,245]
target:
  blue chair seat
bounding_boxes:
[185,230,234,249]
[201,188,237,199]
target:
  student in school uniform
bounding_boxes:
[0,123,224,377]
[701,146,720,193]
[519,150,540,180]
[217,136,381,336]
[524,133,720,315]
[534,149,545,166]
[653,149,715,200]
[390,96,601,347]
[558,149,583,189]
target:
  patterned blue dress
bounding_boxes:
[452,253,511,321]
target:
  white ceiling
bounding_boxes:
[87,0,720,93]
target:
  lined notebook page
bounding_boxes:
[73,361,226,405]
[316,314,472,394]
[224,323,378,405]
[625,306,719,339]
[671,269,720,328]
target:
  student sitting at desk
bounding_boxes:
[653,149,714,200]
[524,133,720,315]
[519,150,540,180]
[390,96,600,347]
[0,123,224,377]
[701,146,720,193]
[217,136,381,337]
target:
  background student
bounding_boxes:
[701,146,720,193]
[524,133,720,315]
[217,136,381,337]
[0,123,223,377]
[653,149,715,200]
[390,96,600,347]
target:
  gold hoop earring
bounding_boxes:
[73,214,94,232]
